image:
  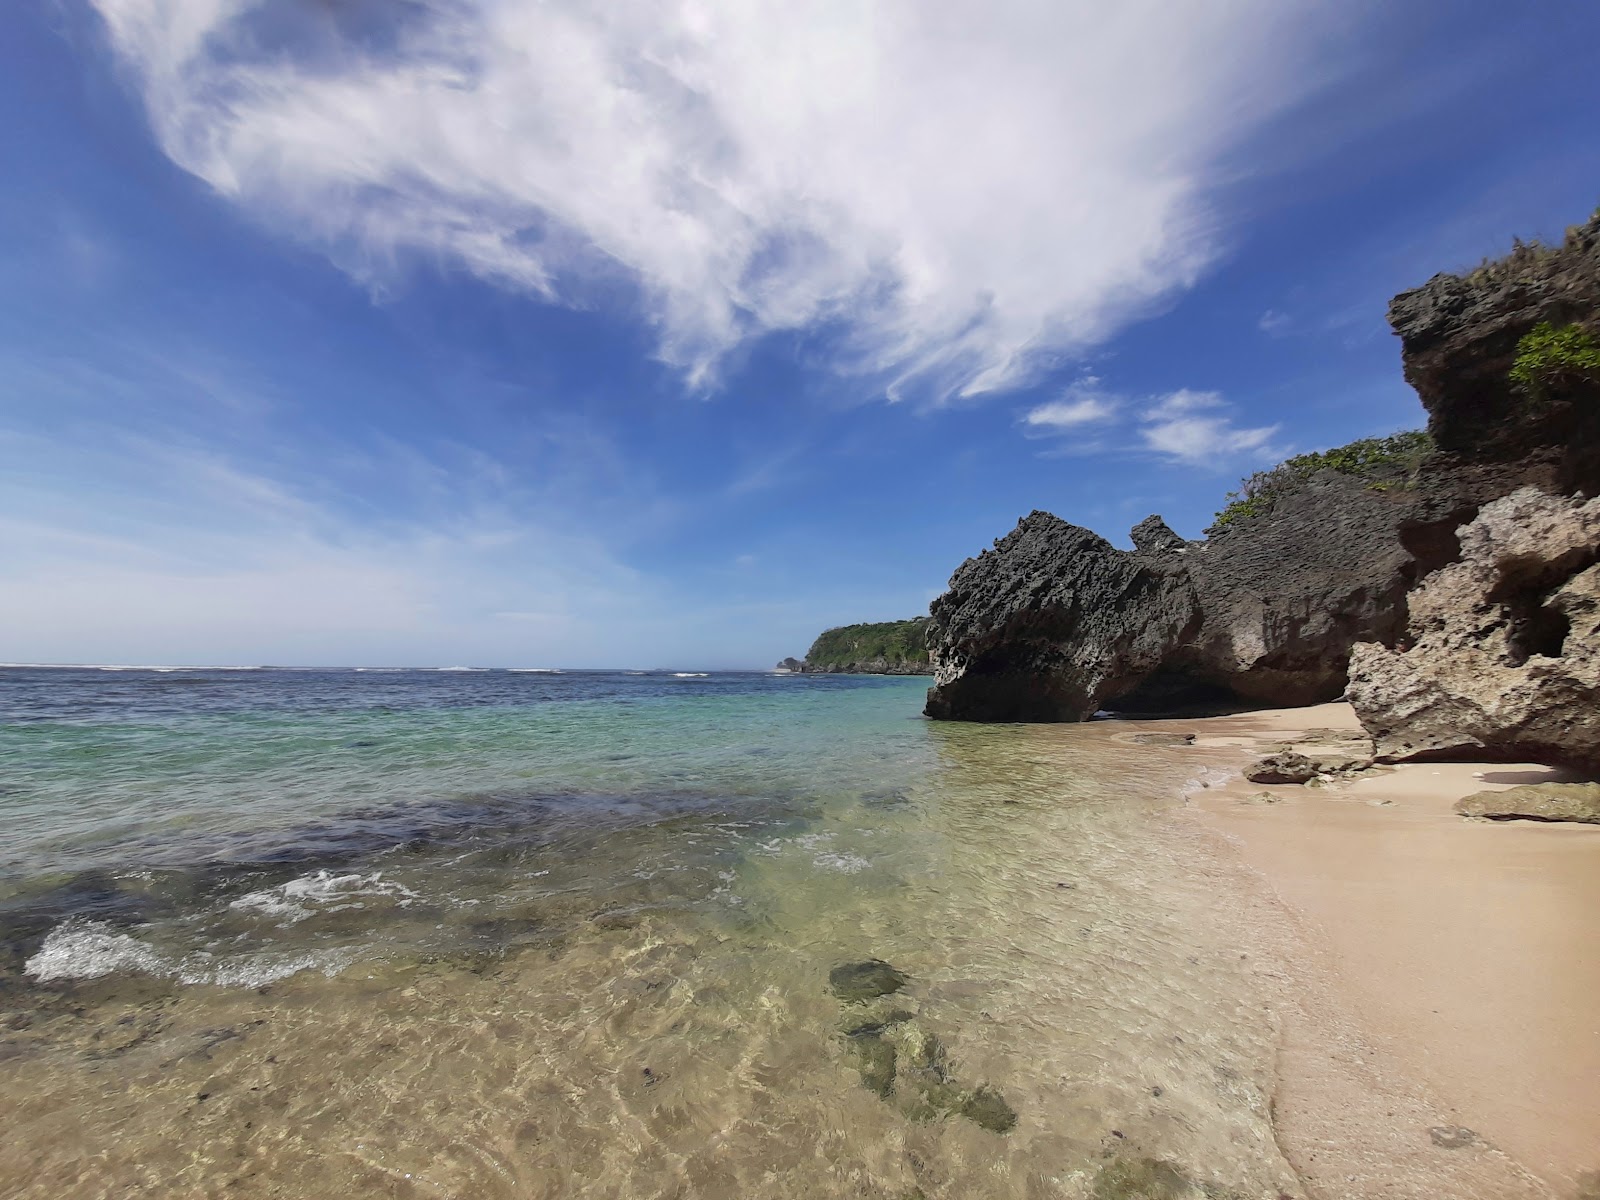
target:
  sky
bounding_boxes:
[2,1,1598,669]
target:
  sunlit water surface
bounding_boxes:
[0,667,1295,1198]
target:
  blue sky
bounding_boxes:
[3,0,1597,668]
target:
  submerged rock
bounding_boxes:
[847,1032,898,1098]
[1089,1157,1201,1199]
[828,959,909,1003]
[954,1085,1017,1134]
[1126,732,1196,747]
[1455,783,1600,824]
[836,1005,1016,1133]
[1349,488,1600,771]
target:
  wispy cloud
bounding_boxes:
[1257,308,1292,335]
[1138,389,1280,464]
[91,0,1360,400]
[1023,377,1121,430]
[1023,382,1280,466]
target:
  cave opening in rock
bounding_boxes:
[1506,603,1572,666]
[1104,667,1244,716]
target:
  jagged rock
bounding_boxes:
[1349,488,1600,770]
[1130,515,1188,554]
[918,212,1600,724]
[1390,211,1600,494]
[923,476,1434,721]
[1455,784,1600,824]
[922,513,1201,721]
[1244,751,1320,784]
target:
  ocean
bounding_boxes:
[0,665,1299,1198]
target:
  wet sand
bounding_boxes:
[1162,702,1600,1200]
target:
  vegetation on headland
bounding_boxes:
[1509,321,1600,401]
[805,618,931,669]
[1208,430,1434,533]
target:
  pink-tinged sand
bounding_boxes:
[1174,702,1600,1198]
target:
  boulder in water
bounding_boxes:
[828,959,909,1003]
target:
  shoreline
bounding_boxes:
[1125,702,1600,1199]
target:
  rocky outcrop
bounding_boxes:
[922,514,1200,721]
[1129,515,1188,555]
[1348,489,1600,770]
[1455,783,1600,824]
[1244,734,1375,784]
[1390,211,1600,494]
[923,469,1460,721]
[923,209,1600,725]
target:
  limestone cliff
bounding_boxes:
[1349,488,1600,771]
[923,468,1438,722]
[923,208,1600,725]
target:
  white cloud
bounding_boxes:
[91,0,1357,399]
[1023,378,1120,430]
[1258,308,1292,335]
[1142,388,1224,420]
[1138,389,1279,464]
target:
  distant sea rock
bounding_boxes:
[923,209,1600,725]
[779,618,933,676]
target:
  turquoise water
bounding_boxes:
[0,665,1302,1199]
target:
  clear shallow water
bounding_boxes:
[0,667,1298,1198]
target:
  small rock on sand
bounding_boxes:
[1454,783,1600,824]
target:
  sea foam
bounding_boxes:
[24,921,352,987]
[229,870,417,924]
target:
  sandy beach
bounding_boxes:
[1146,702,1600,1200]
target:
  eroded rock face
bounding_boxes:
[923,513,1201,722]
[1390,212,1600,493]
[1129,515,1188,555]
[924,474,1438,722]
[1348,488,1600,770]
[921,213,1600,724]
[1455,783,1600,824]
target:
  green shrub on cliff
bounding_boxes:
[805,618,930,668]
[1509,322,1600,400]
[1208,430,1433,533]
